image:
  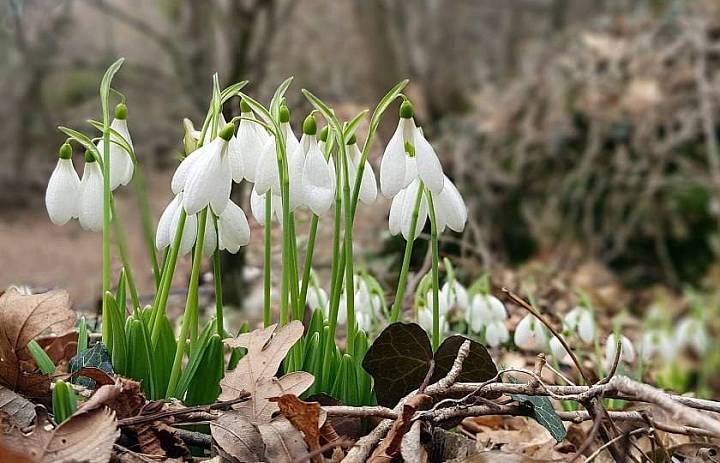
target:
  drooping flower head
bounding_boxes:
[605,333,636,369]
[514,314,548,351]
[564,306,596,344]
[302,116,336,216]
[467,293,509,347]
[97,103,134,190]
[380,100,444,198]
[46,142,81,226]
[78,150,104,232]
[346,135,377,205]
[254,104,299,197]
[235,99,271,183]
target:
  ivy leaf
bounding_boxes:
[69,343,114,388]
[431,335,497,384]
[508,376,567,442]
[362,323,433,407]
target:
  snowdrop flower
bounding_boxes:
[287,115,322,211]
[337,276,384,331]
[156,193,199,256]
[254,105,299,196]
[216,199,251,253]
[467,293,509,347]
[604,333,636,368]
[564,307,596,344]
[549,336,571,363]
[426,288,451,319]
[380,100,444,198]
[389,179,428,240]
[78,150,104,232]
[676,317,709,355]
[346,135,377,204]
[45,143,81,225]
[433,175,467,233]
[302,117,335,216]
[442,280,470,313]
[174,123,235,215]
[418,307,448,336]
[249,189,283,226]
[235,99,271,183]
[639,330,676,363]
[96,103,134,190]
[514,315,548,350]
[306,285,329,312]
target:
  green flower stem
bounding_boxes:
[166,208,208,398]
[289,214,301,321]
[390,183,425,323]
[340,144,356,355]
[150,211,187,347]
[298,214,319,312]
[101,120,112,345]
[132,163,160,288]
[212,217,224,337]
[263,193,272,327]
[109,199,140,311]
[426,191,440,351]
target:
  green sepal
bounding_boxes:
[399,100,414,119]
[279,104,290,123]
[114,103,128,120]
[303,114,317,135]
[27,339,55,375]
[84,149,96,163]
[59,143,73,160]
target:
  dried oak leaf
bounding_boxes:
[0,384,36,428]
[0,289,75,398]
[78,377,145,420]
[269,394,322,462]
[369,394,432,463]
[219,321,314,422]
[0,405,118,463]
[134,421,190,460]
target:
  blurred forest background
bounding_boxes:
[2,0,720,314]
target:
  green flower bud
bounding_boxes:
[319,126,329,142]
[240,99,252,113]
[279,104,290,123]
[58,143,72,160]
[346,134,357,145]
[182,118,198,155]
[399,100,414,119]
[219,122,235,141]
[114,103,128,120]
[303,114,317,135]
[84,150,95,163]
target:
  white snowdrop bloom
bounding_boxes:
[250,189,283,226]
[466,293,507,334]
[676,317,709,355]
[288,121,318,211]
[357,310,372,333]
[639,330,676,363]
[45,143,81,225]
[181,124,234,215]
[155,193,198,256]
[380,100,444,198]
[217,199,251,253]
[302,120,335,216]
[564,307,596,344]
[96,104,134,190]
[485,320,510,348]
[236,100,271,183]
[549,336,571,363]
[442,280,470,313]
[388,179,428,241]
[426,288,451,319]
[355,277,383,320]
[605,333,636,368]
[306,285,329,312]
[78,152,104,232]
[347,138,377,204]
[253,138,280,195]
[417,307,448,335]
[514,315,548,351]
[433,175,467,233]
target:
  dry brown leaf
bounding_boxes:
[269,394,322,462]
[211,410,264,462]
[0,385,35,428]
[0,405,118,463]
[134,421,190,459]
[79,377,145,419]
[258,417,309,463]
[369,393,431,463]
[0,289,75,398]
[220,321,314,422]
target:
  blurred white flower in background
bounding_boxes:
[514,314,548,350]
[605,333,636,369]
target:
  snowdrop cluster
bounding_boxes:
[381,101,467,239]
[466,293,509,347]
[45,104,134,231]
[306,274,384,332]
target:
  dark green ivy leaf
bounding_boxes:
[431,335,498,384]
[68,342,114,388]
[508,376,567,442]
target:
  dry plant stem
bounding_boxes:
[342,341,472,462]
[116,393,250,427]
[585,428,650,463]
[502,288,590,383]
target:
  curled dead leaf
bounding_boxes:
[78,377,145,420]
[269,394,322,462]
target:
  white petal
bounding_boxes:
[79,162,104,232]
[288,139,308,211]
[228,135,244,183]
[380,121,407,198]
[218,200,251,253]
[433,176,467,233]
[550,336,570,362]
[272,194,284,224]
[182,139,228,215]
[388,190,404,236]
[302,144,334,216]
[577,310,595,344]
[175,211,197,256]
[209,151,232,215]
[45,158,81,225]
[400,180,427,240]
[156,194,181,249]
[282,121,300,155]
[514,315,533,350]
[236,117,269,183]
[254,139,279,195]
[112,119,134,187]
[172,147,204,194]
[250,188,267,226]
[201,214,217,257]
[414,126,444,193]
